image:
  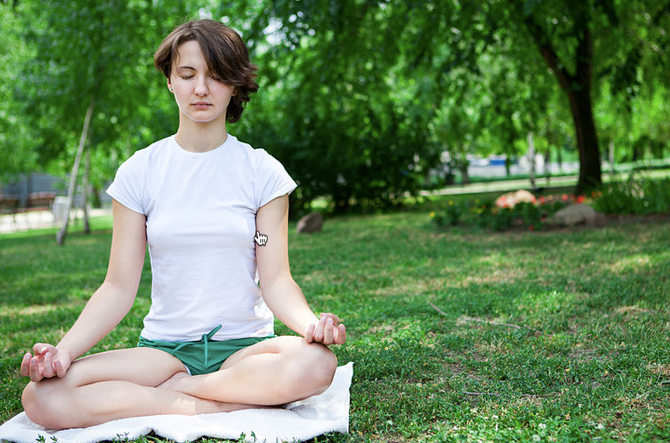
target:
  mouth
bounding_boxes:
[192,102,212,108]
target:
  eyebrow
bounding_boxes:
[176,66,196,71]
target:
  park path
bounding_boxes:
[1,175,581,234]
[420,175,577,196]
[0,207,112,234]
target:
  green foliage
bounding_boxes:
[593,177,670,215]
[2,0,670,212]
[0,6,36,181]
[3,0,197,191]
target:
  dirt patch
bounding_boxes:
[647,363,670,376]
[614,306,655,316]
[368,324,395,334]
[512,211,670,233]
[568,347,600,361]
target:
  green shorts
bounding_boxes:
[138,325,275,375]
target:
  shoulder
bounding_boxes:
[117,136,173,172]
[127,136,173,163]
[227,135,283,170]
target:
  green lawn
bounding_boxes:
[1,211,669,442]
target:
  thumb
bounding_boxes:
[32,343,55,356]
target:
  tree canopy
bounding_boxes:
[1,0,668,210]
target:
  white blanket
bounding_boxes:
[0,363,353,443]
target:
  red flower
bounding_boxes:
[576,195,585,203]
[562,194,569,201]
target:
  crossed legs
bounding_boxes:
[22,336,337,430]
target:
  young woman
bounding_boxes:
[20,19,345,430]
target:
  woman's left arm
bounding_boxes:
[256,195,345,346]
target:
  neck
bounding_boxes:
[175,117,228,153]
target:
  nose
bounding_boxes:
[194,76,209,96]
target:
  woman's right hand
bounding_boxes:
[20,344,72,382]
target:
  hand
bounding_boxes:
[20,344,72,382]
[304,313,346,345]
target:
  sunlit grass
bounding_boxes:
[1,210,669,442]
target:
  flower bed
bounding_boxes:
[431,177,670,231]
[431,192,594,231]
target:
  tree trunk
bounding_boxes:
[56,97,95,245]
[82,145,91,234]
[609,140,615,176]
[544,148,551,187]
[527,131,536,189]
[566,87,602,194]
[522,16,602,195]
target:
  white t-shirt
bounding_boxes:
[106,134,297,341]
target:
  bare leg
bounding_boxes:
[160,336,338,405]
[21,348,258,430]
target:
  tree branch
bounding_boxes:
[522,15,573,91]
[575,26,593,87]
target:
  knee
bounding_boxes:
[22,381,71,430]
[297,343,338,395]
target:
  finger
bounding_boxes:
[33,344,49,356]
[30,357,43,383]
[320,313,340,325]
[20,353,32,377]
[43,353,54,378]
[54,360,67,378]
[336,324,346,345]
[330,324,341,345]
[304,324,315,343]
[323,317,334,345]
[314,317,325,343]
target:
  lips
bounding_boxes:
[192,102,212,108]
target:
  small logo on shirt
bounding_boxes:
[254,231,268,246]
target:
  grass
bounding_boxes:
[1,210,670,442]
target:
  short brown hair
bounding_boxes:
[154,19,258,123]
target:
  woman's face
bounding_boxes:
[168,40,234,126]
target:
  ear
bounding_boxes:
[167,79,173,93]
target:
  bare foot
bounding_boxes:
[157,371,190,391]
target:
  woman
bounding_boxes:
[20,19,345,430]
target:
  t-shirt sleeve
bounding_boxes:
[106,153,145,214]
[256,149,298,208]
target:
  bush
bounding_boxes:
[431,194,584,232]
[593,178,670,215]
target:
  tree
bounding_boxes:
[219,0,441,212]
[0,5,37,184]
[14,0,193,243]
[233,0,670,197]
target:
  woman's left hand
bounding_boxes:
[305,313,346,345]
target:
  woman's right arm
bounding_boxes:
[20,200,147,382]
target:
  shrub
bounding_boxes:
[431,193,587,232]
[593,178,670,215]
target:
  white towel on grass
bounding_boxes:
[0,363,353,443]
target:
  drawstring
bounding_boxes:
[170,324,222,366]
[202,324,222,365]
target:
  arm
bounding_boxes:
[255,195,345,345]
[21,200,148,381]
